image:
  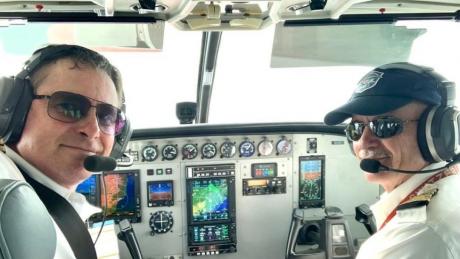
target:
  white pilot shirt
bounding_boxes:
[5,146,101,259]
[357,162,460,259]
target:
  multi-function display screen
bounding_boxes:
[299,156,325,208]
[190,178,229,222]
[76,170,141,222]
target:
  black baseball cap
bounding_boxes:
[324,62,452,125]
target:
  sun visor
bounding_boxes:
[271,22,425,67]
[0,21,164,55]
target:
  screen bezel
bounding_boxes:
[298,155,325,208]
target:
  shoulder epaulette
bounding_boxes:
[397,187,438,211]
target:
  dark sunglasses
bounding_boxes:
[345,116,418,142]
[33,91,126,135]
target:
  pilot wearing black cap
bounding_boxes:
[325,62,460,258]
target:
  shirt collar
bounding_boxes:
[6,146,72,199]
[370,161,447,227]
[5,146,102,220]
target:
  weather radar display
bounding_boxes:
[191,178,229,222]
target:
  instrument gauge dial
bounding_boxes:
[149,211,174,234]
[142,145,158,162]
[220,141,236,158]
[202,143,217,159]
[182,144,198,160]
[162,144,178,161]
[276,138,292,155]
[239,140,255,157]
[258,139,273,156]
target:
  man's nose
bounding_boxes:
[78,108,101,138]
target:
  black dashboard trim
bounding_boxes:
[131,122,345,140]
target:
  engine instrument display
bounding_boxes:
[220,141,236,158]
[182,143,198,160]
[142,145,158,161]
[190,224,231,243]
[239,140,255,157]
[162,144,178,161]
[299,155,325,208]
[202,143,217,159]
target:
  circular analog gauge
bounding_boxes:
[239,140,255,157]
[142,145,158,161]
[202,143,217,159]
[182,144,198,160]
[276,138,292,155]
[162,144,178,161]
[220,141,236,158]
[258,139,273,156]
[149,211,174,234]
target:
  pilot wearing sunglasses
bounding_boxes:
[1,44,126,258]
[324,62,460,258]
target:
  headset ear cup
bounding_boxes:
[432,106,457,161]
[418,106,458,163]
[417,107,435,163]
[0,77,34,143]
[110,118,132,159]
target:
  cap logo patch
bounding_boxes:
[355,71,383,93]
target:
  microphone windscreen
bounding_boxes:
[84,155,117,172]
[360,159,381,173]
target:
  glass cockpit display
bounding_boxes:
[190,178,229,222]
[76,170,142,222]
[185,164,237,255]
[147,180,174,207]
[299,156,325,208]
[76,174,99,206]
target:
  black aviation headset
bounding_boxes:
[412,65,459,163]
[0,44,132,159]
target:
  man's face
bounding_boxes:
[14,58,118,190]
[351,102,429,192]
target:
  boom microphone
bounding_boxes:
[360,156,460,174]
[84,155,117,172]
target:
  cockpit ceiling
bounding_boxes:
[0,0,459,30]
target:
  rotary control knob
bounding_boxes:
[142,145,158,162]
[149,211,174,234]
